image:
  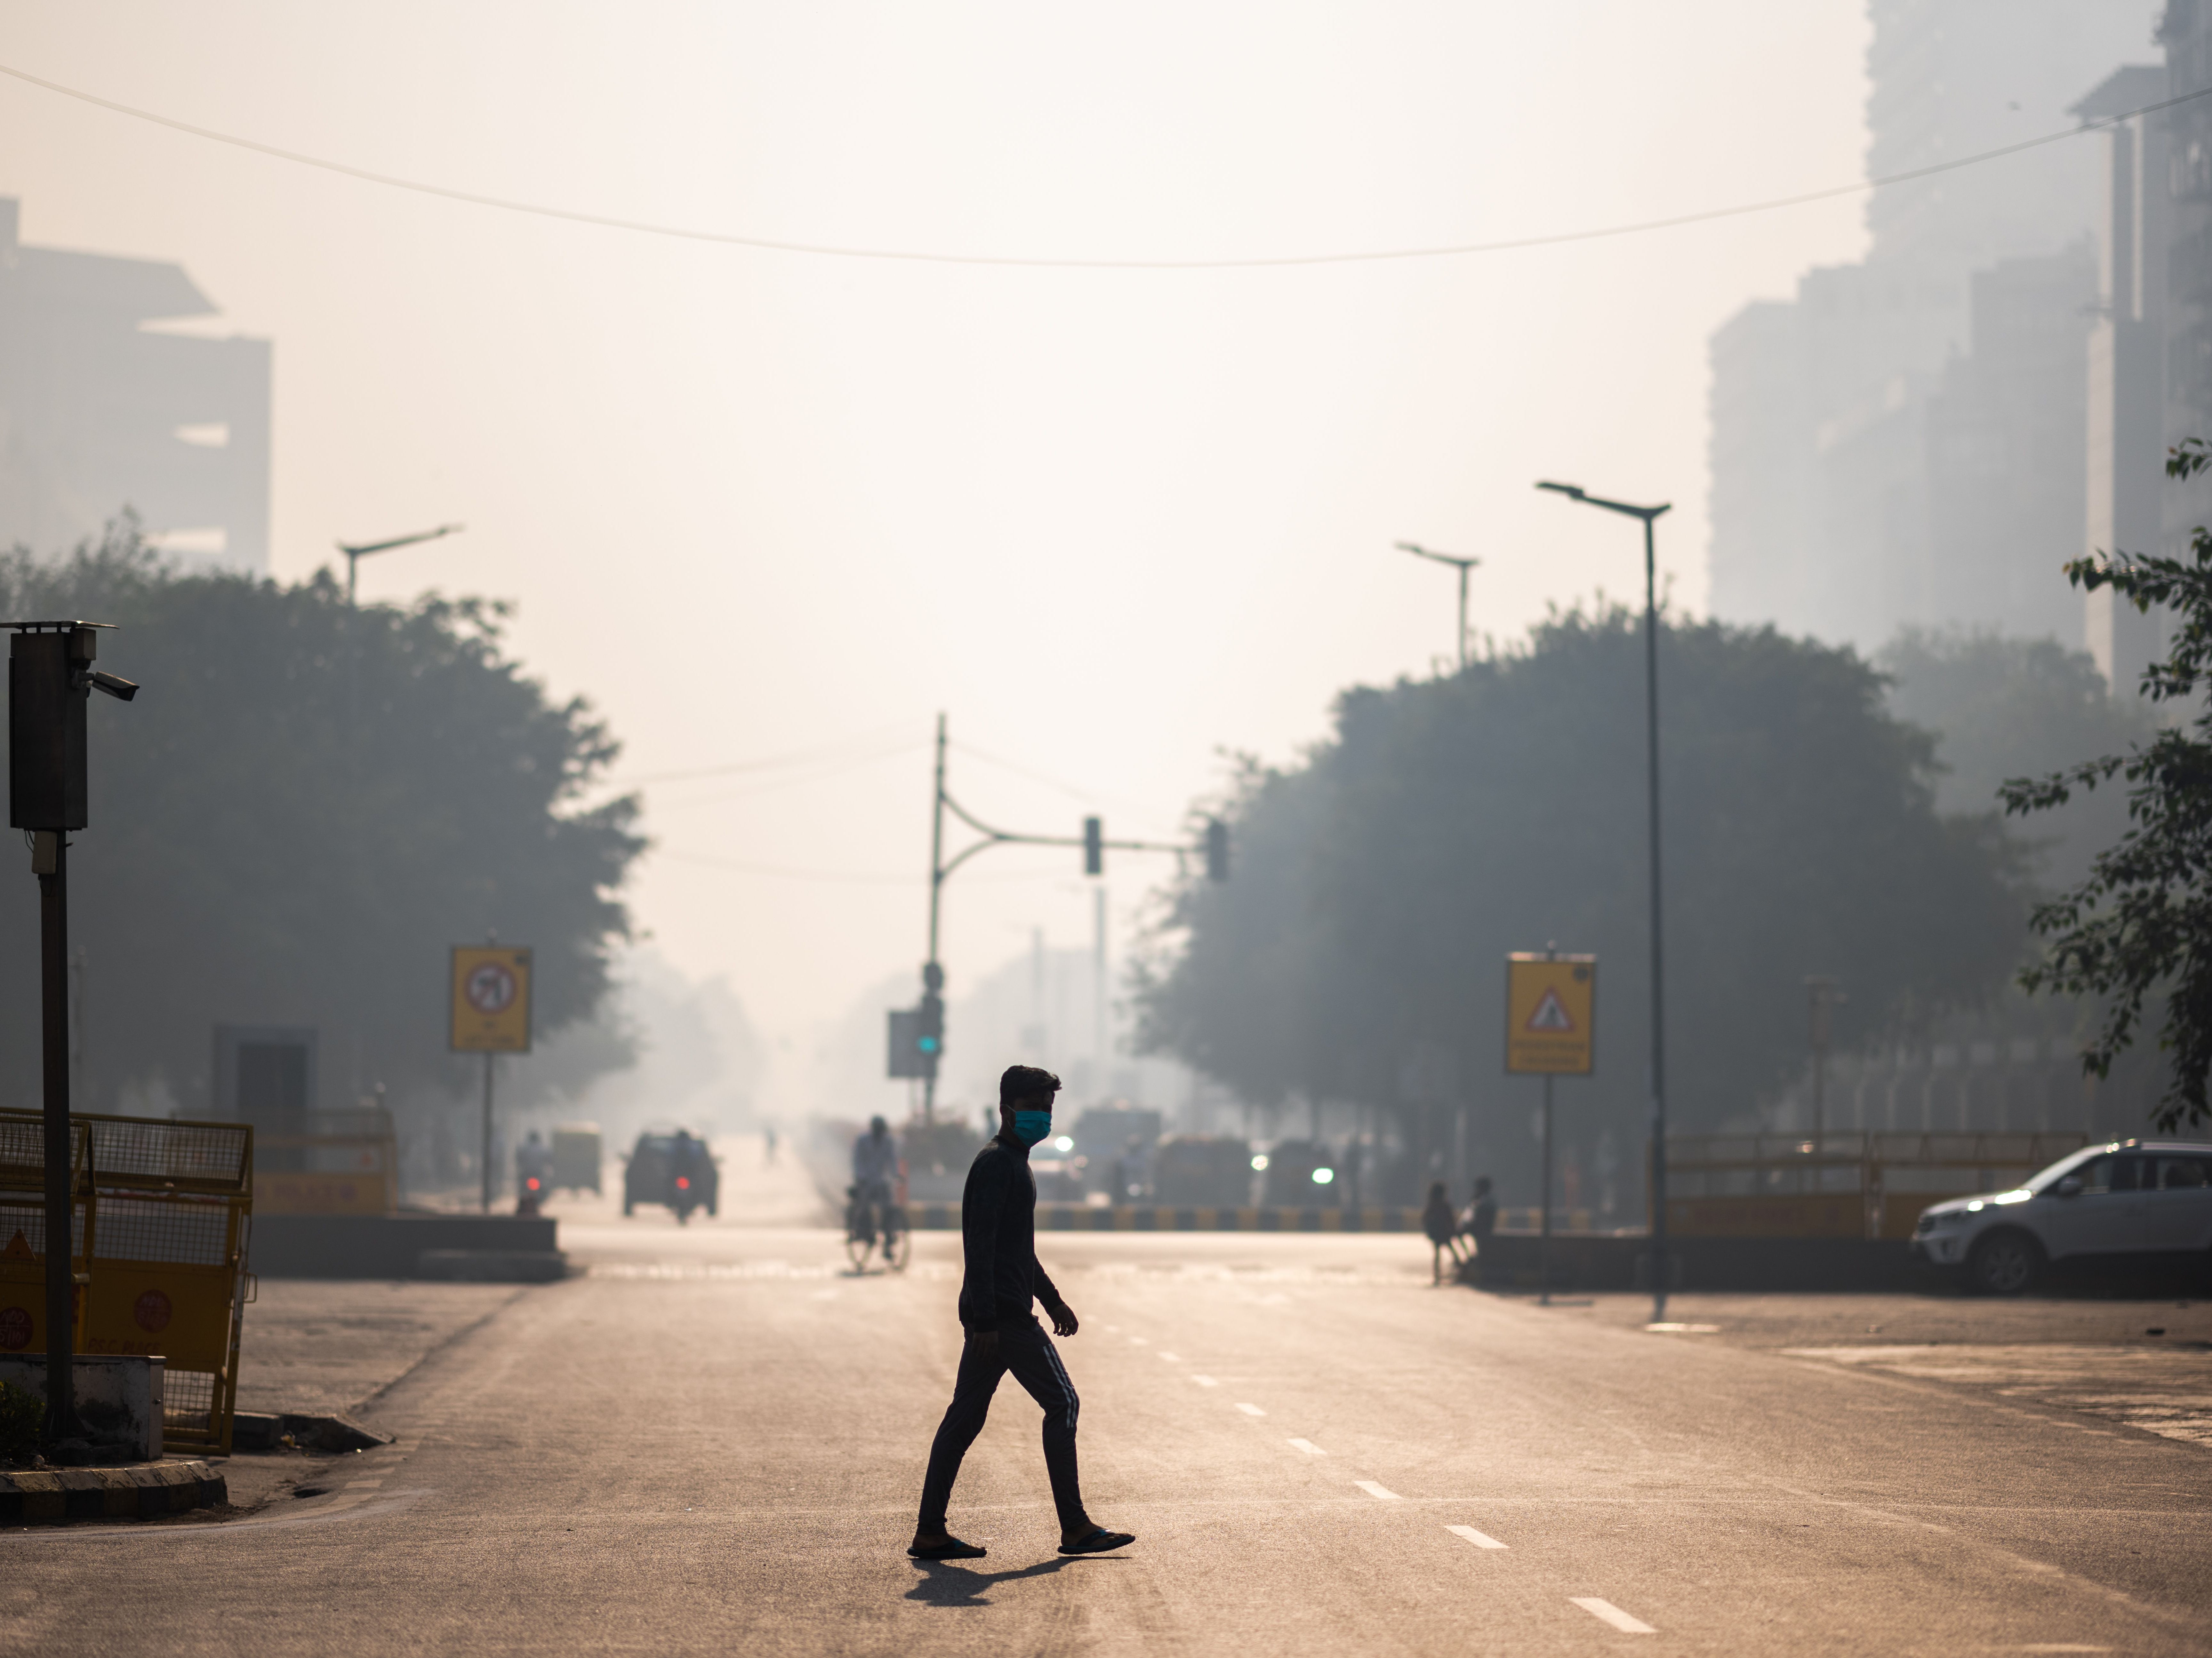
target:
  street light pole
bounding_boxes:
[1394,542,1480,670]
[1534,480,1672,1320]
[339,524,466,607]
[335,524,463,1105]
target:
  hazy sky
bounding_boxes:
[0,3,1890,1102]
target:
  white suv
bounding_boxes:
[1912,1139,2212,1295]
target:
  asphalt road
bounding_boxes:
[8,1195,2212,1654]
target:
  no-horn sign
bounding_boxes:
[451,946,533,1053]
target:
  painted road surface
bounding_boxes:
[7,1219,2211,1656]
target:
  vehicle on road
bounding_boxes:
[845,1183,909,1272]
[551,1124,603,1194]
[623,1130,719,1222]
[1913,1139,2212,1294]
[1152,1136,1254,1207]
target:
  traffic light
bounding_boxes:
[1205,816,1229,882]
[886,1009,928,1078]
[1083,815,1103,876]
[918,989,944,1059]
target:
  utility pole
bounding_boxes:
[903,715,1225,1112]
[338,524,463,1104]
[1093,885,1108,1093]
[6,619,138,1442]
[1395,541,1480,669]
[1535,481,1673,1320]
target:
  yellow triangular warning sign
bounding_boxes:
[1526,989,1575,1033]
[2,1230,33,1262]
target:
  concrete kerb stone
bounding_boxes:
[0,1459,226,1524]
[414,1248,569,1283]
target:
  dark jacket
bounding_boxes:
[1421,1193,1457,1245]
[958,1133,1064,1332]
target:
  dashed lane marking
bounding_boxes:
[1572,1598,1656,1634]
[1236,1403,1266,1416]
[1159,1351,1182,1362]
[1355,1481,1401,1501]
[1287,1438,1326,1456]
[1446,1524,1507,1549]
[1128,1336,1149,1346]
[1191,1375,1219,1387]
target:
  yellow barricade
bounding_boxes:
[1,1111,254,1453]
[0,1114,92,1356]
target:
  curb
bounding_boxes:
[0,1459,226,1524]
[907,1205,1432,1232]
[415,1248,568,1282]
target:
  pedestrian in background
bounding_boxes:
[1462,1176,1498,1284]
[910,1064,1135,1563]
[1422,1181,1458,1284]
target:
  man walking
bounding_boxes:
[910,1065,1135,1561]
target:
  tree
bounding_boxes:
[1136,607,2027,1189]
[2000,439,2212,1129]
[0,520,644,1114]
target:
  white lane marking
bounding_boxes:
[1191,1375,1220,1388]
[1355,1481,1401,1501]
[1159,1351,1182,1362]
[1572,1598,1656,1634]
[1644,1322,1718,1334]
[1287,1438,1326,1455]
[1446,1524,1507,1549]
[1103,1324,1120,1333]
[347,1478,387,1490]
[1128,1336,1149,1346]
[1236,1402,1266,1416]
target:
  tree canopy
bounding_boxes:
[2002,439,2212,1128]
[0,521,644,1114]
[1136,608,2027,1188]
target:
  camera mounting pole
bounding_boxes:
[5,620,138,1443]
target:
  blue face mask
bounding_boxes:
[1011,1110,1053,1148]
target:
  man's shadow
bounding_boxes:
[908,1555,1110,1607]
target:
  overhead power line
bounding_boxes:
[4,62,2208,270]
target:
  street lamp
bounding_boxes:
[1393,541,1480,670]
[338,524,465,606]
[335,523,461,1107]
[1534,479,1673,1320]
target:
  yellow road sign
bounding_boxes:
[1506,953,1595,1075]
[451,945,533,1053]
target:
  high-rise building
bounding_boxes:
[1706,3,2160,655]
[2078,66,2171,690]
[2160,3,2212,574]
[0,198,270,573]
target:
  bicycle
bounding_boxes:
[845,1183,910,1272]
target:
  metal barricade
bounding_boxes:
[79,1114,253,1452]
[1,1110,253,1452]
[1660,1130,2088,1239]
[0,1112,93,1355]
[253,1108,396,1216]
[1866,1131,2088,1239]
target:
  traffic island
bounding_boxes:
[0,1459,225,1524]
[250,1212,563,1280]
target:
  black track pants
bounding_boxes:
[917,1317,1089,1535]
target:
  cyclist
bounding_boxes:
[852,1116,902,1244]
